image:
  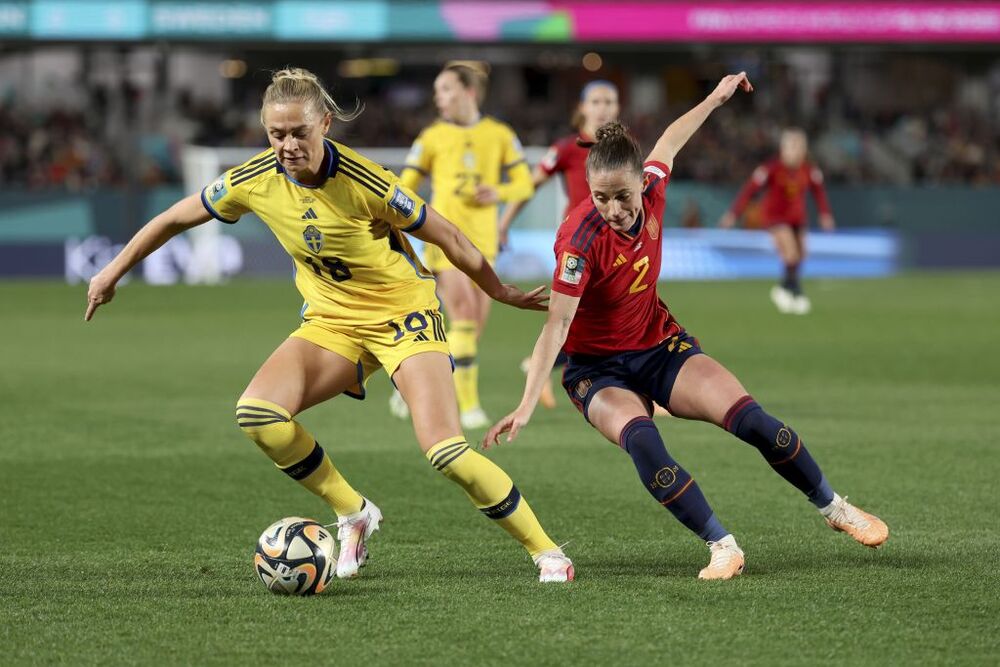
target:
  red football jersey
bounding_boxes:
[552,161,682,357]
[540,134,592,217]
[730,158,831,226]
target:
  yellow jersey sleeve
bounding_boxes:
[200,149,276,223]
[496,127,533,203]
[401,129,433,192]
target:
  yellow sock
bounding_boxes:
[237,398,364,516]
[449,320,480,414]
[426,437,558,557]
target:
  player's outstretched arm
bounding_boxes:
[85,193,212,321]
[409,205,548,311]
[483,291,580,449]
[497,166,551,249]
[647,72,753,171]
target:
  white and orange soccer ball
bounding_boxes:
[254,517,336,596]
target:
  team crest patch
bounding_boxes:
[208,177,227,203]
[575,379,592,399]
[645,217,659,240]
[303,225,323,253]
[389,186,415,217]
[559,252,585,285]
[652,465,678,489]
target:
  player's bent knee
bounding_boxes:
[236,397,295,449]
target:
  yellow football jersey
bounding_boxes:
[201,139,438,326]
[401,116,533,261]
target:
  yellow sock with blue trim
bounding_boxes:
[449,320,480,414]
[236,398,364,516]
[426,436,558,557]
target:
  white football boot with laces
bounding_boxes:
[698,534,745,580]
[534,549,575,583]
[332,498,383,579]
[821,494,889,548]
[770,285,795,314]
[460,407,491,430]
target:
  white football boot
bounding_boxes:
[821,495,889,548]
[388,388,409,419]
[698,534,745,580]
[534,549,575,583]
[770,285,795,314]
[460,407,491,430]
[790,294,812,315]
[334,498,383,579]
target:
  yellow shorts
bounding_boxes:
[290,307,450,400]
[423,241,496,273]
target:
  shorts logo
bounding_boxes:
[776,427,792,448]
[389,186,415,217]
[575,379,592,399]
[559,252,585,285]
[303,225,323,253]
[651,465,678,490]
[208,178,227,203]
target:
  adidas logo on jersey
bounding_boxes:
[613,253,627,268]
[301,208,318,220]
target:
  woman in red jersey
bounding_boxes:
[498,80,620,246]
[485,73,888,581]
[720,128,835,315]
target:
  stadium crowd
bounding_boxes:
[1,55,998,190]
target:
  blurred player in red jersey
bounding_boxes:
[485,74,888,580]
[720,128,835,314]
[498,80,618,409]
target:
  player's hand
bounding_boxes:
[482,408,532,449]
[709,72,753,108]
[819,213,836,232]
[498,224,510,252]
[718,211,737,229]
[474,185,500,205]
[85,270,117,321]
[494,284,548,311]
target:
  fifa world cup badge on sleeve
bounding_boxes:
[209,177,228,203]
[390,187,415,217]
[559,252,585,285]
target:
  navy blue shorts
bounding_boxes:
[561,332,703,422]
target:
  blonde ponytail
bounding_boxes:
[260,67,363,125]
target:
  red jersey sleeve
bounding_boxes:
[808,163,832,215]
[539,138,565,176]
[551,235,592,298]
[642,160,671,223]
[730,162,771,217]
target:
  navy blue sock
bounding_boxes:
[620,417,728,542]
[723,396,834,508]
[782,263,802,295]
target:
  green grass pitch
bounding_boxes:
[1,273,998,665]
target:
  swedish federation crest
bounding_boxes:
[303,225,323,253]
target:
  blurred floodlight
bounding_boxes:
[219,59,247,79]
[338,58,400,78]
[582,52,603,72]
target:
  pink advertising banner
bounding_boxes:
[560,2,1000,42]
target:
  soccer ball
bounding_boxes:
[254,517,337,596]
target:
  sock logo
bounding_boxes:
[651,465,679,490]
[776,427,792,448]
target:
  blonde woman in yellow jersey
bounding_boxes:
[390,61,534,429]
[85,68,574,583]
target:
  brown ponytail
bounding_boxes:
[583,122,643,175]
[442,60,490,104]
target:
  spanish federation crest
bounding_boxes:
[303,225,323,253]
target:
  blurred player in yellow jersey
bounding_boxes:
[85,68,574,583]
[389,61,534,429]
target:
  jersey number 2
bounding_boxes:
[629,256,650,294]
